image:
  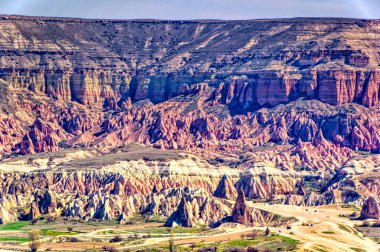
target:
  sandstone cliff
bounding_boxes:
[0,16,379,160]
[1,16,380,110]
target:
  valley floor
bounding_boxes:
[0,204,378,251]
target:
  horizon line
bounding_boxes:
[0,14,377,22]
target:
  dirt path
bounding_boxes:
[251,203,380,252]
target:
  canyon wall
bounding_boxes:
[0,16,379,158]
[1,16,380,110]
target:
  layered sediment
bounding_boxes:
[0,16,379,218]
[1,16,380,110]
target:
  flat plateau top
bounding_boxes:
[0,14,378,24]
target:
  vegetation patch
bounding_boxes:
[321,231,335,234]
[0,237,29,243]
[172,226,209,234]
[132,225,210,235]
[312,245,329,252]
[190,233,300,251]
[0,221,30,231]
[40,229,78,236]
[350,248,366,252]
[338,224,351,233]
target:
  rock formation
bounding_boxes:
[232,189,253,225]
[0,16,378,161]
[0,15,379,225]
[230,189,272,226]
[235,164,296,200]
[213,175,238,199]
[93,197,113,221]
[296,186,305,196]
[162,187,232,227]
[24,202,41,221]
[64,200,85,219]
[360,197,380,220]
[165,197,196,227]
[1,16,380,110]
[118,213,128,224]
[36,190,57,214]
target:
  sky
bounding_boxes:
[0,0,379,20]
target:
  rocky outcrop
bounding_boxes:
[64,200,85,219]
[360,197,380,220]
[296,186,305,196]
[319,154,380,207]
[232,189,251,225]
[284,162,380,206]
[118,213,128,224]
[213,175,237,199]
[230,189,272,226]
[165,197,196,227]
[0,169,276,227]
[23,202,41,221]
[35,190,57,214]
[164,189,231,227]
[0,205,16,224]
[93,197,113,221]
[0,164,236,224]
[0,17,379,162]
[235,165,296,200]
[19,118,65,154]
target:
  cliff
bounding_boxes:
[0,15,379,167]
[1,16,380,110]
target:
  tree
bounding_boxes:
[168,230,175,252]
[110,235,122,243]
[102,245,116,252]
[265,227,271,236]
[28,231,41,252]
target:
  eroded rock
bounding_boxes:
[361,197,380,220]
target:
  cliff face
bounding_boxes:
[1,16,380,110]
[0,16,379,169]
[0,77,379,167]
